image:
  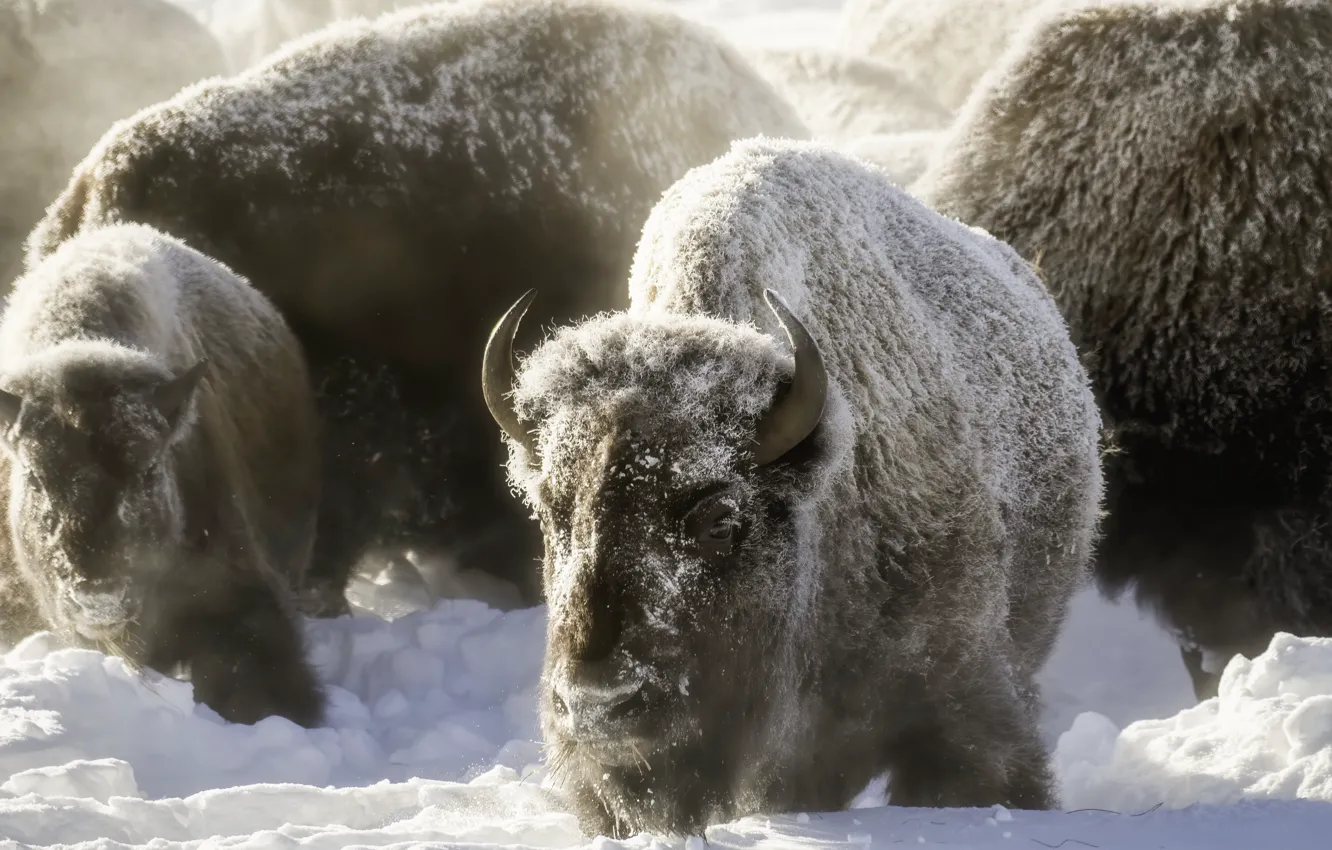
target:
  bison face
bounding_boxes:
[535,424,800,765]
[0,348,208,648]
[484,290,845,831]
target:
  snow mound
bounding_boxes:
[1056,632,1332,811]
[0,599,547,801]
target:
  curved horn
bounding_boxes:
[751,289,828,466]
[482,289,538,456]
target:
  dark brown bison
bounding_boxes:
[0,223,323,727]
[915,0,1332,701]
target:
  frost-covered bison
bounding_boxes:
[27,0,809,615]
[483,138,1103,835]
[0,224,324,727]
[745,47,949,141]
[915,0,1332,701]
[0,0,225,289]
[838,0,1072,112]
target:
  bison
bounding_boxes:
[26,0,809,615]
[914,0,1332,701]
[0,223,324,727]
[0,0,225,290]
[482,138,1103,836]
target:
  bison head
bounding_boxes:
[482,289,848,833]
[0,342,207,648]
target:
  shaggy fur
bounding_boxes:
[915,0,1332,700]
[0,0,225,291]
[499,138,1103,836]
[0,223,323,726]
[838,0,1075,112]
[745,46,950,141]
[27,0,809,615]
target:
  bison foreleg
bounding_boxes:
[186,581,326,728]
[884,666,1055,811]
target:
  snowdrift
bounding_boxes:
[1057,632,1332,811]
[0,591,1330,848]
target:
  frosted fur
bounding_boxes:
[0,223,324,726]
[744,47,950,142]
[838,0,1078,111]
[28,0,807,264]
[505,138,1103,836]
[915,0,1332,701]
[25,0,809,614]
[0,0,225,290]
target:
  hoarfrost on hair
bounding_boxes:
[42,0,808,261]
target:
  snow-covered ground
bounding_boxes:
[4,0,1332,848]
[3,576,1330,849]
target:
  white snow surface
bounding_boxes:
[2,0,1330,847]
[2,580,1330,849]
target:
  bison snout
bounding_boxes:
[551,658,650,736]
[66,580,131,628]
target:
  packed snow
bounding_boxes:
[3,0,1332,848]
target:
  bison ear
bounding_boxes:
[153,359,209,436]
[0,388,23,452]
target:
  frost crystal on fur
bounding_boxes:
[0,0,224,289]
[0,223,324,727]
[504,138,1103,837]
[916,0,1332,701]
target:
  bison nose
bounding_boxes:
[552,659,647,727]
[68,580,129,625]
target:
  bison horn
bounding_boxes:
[482,289,538,456]
[751,289,828,466]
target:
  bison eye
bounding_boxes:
[687,497,741,557]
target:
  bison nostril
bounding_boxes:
[603,687,647,722]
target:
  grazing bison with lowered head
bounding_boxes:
[482,138,1103,836]
[0,0,225,290]
[0,223,324,727]
[914,0,1332,701]
[26,0,809,616]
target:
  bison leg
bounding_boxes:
[884,667,1055,811]
[186,582,326,727]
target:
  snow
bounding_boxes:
[4,0,1332,848]
[1,569,1330,847]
